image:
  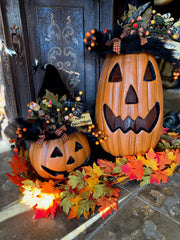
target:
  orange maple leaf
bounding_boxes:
[39,180,55,192]
[97,159,117,173]
[150,169,169,184]
[96,195,118,219]
[111,187,121,198]
[68,194,85,219]
[145,148,157,160]
[39,180,60,194]
[156,152,171,170]
[68,205,80,219]
[9,153,27,175]
[173,150,180,164]
[121,158,144,181]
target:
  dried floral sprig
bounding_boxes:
[9,90,84,153]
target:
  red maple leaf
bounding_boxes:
[6,173,24,186]
[9,153,27,175]
[34,201,59,219]
[97,159,117,173]
[121,164,131,175]
[150,169,169,184]
[96,195,118,219]
[156,152,171,170]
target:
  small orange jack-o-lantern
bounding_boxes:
[29,132,90,180]
[95,52,163,156]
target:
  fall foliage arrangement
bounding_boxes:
[7,130,180,219]
[6,0,180,220]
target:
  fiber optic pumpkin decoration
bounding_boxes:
[29,132,90,180]
[95,52,163,156]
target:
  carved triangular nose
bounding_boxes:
[67,156,75,165]
[125,85,138,104]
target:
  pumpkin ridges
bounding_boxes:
[139,53,149,119]
[29,132,90,180]
[48,139,66,171]
[65,132,90,172]
[95,57,110,136]
[147,53,163,153]
[95,52,163,156]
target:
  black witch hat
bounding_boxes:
[84,0,180,67]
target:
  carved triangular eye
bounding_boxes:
[51,147,63,157]
[75,141,83,152]
[109,63,122,82]
[144,61,156,81]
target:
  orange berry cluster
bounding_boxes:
[173,68,180,80]
[9,126,27,152]
[87,124,107,145]
[16,126,27,138]
[83,29,96,51]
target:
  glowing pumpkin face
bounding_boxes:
[95,52,163,156]
[29,132,90,180]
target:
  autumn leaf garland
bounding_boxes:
[6,132,180,220]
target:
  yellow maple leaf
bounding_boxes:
[84,176,99,193]
[143,159,158,170]
[165,163,177,177]
[116,175,129,184]
[165,150,176,161]
[137,153,158,170]
[115,157,128,165]
[168,132,179,137]
[69,194,83,205]
[83,162,104,178]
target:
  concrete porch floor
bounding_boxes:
[0,89,180,240]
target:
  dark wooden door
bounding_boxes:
[22,0,100,109]
[0,0,113,120]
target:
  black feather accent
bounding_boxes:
[144,38,179,67]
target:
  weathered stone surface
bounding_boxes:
[138,174,180,223]
[88,198,180,240]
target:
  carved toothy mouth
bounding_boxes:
[41,165,69,177]
[103,102,160,134]
[41,155,90,177]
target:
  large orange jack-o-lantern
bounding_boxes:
[29,132,90,180]
[95,52,163,156]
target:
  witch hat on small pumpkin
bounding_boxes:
[84,0,180,67]
[9,64,85,148]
